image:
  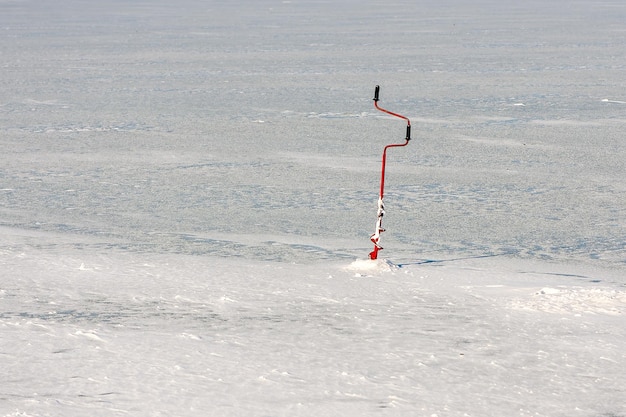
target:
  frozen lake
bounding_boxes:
[1,0,625,416]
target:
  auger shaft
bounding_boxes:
[369,86,411,260]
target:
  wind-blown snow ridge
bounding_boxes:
[602,98,626,104]
[513,287,626,316]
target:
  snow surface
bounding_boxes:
[1,0,626,416]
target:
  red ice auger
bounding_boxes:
[369,85,411,260]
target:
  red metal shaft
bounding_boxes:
[374,93,411,200]
[369,86,411,260]
[379,141,409,200]
[374,100,411,129]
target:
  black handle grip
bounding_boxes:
[406,125,411,141]
[374,85,380,102]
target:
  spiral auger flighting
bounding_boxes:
[369,85,411,260]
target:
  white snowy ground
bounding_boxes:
[2,0,626,416]
[2,228,626,417]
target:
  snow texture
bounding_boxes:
[1,0,626,416]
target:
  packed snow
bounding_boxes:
[1,0,625,416]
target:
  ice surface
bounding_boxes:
[1,0,625,416]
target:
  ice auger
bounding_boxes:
[369,85,411,260]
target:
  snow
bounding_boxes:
[2,240,625,416]
[1,0,626,416]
